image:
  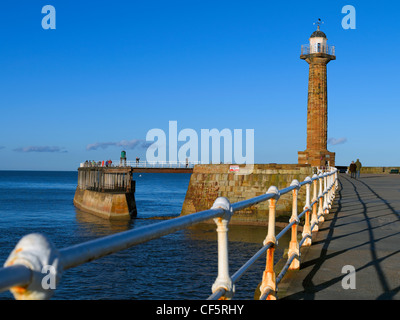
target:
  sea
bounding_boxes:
[0,171,288,300]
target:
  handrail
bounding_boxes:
[0,168,338,300]
[80,160,201,169]
[60,207,225,270]
[207,204,313,300]
[301,43,336,56]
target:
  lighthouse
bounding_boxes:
[298,21,336,168]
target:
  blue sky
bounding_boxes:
[1,0,399,170]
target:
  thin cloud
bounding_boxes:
[327,137,347,146]
[13,146,68,153]
[86,139,152,151]
[0,146,5,150]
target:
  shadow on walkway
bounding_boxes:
[280,174,400,300]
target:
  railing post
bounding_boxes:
[211,197,234,300]
[3,233,62,300]
[331,172,336,203]
[332,170,337,202]
[311,174,320,232]
[335,170,338,190]
[323,174,329,217]
[288,180,300,270]
[328,173,333,209]
[260,186,280,300]
[316,173,324,226]
[302,177,312,246]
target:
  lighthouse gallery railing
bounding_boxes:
[0,168,338,300]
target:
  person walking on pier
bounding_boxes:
[355,159,362,179]
[349,161,357,179]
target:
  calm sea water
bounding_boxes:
[0,171,287,300]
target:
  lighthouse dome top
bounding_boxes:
[310,29,326,38]
[310,23,327,38]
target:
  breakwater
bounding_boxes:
[73,167,137,220]
[181,164,314,224]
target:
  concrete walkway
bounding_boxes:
[278,173,400,300]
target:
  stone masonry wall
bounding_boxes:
[360,167,400,174]
[181,164,314,224]
[73,188,137,220]
[298,53,336,168]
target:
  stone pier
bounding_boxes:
[73,167,137,220]
[181,164,314,224]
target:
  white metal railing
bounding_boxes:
[0,168,338,300]
[301,44,335,56]
[123,160,201,168]
[80,160,201,169]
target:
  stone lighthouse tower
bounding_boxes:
[298,21,336,168]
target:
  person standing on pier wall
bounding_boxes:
[355,159,362,178]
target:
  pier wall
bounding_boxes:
[73,167,137,220]
[181,164,313,224]
[73,188,136,220]
[360,166,400,174]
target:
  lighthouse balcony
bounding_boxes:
[301,44,335,56]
